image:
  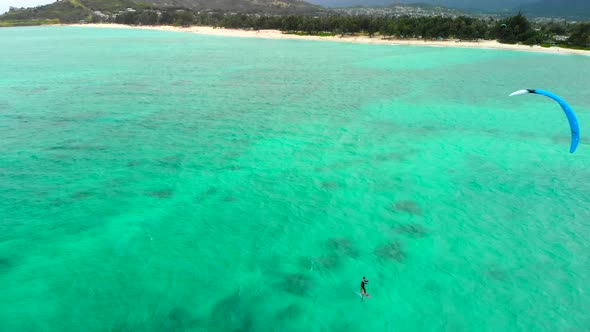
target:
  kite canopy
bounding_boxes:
[509,89,580,153]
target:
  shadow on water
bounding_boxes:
[171,80,193,86]
[298,255,341,271]
[10,86,48,94]
[321,181,339,189]
[326,237,359,258]
[275,304,303,321]
[424,280,442,295]
[374,151,413,162]
[147,189,173,198]
[315,149,415,173]
[0,257,15,273]
[223,195,238,202]
[194,186,219,203]
[109,306,200,332]
[70,191,94,200]
[41,208,108,235]
[47,144,107,152]
[165,306,200,330]
[158,155,184,169]
[374,241,406,262]
[209,291,255,331]
[393,223,428,238]
[486,265,509,281]
[126,160,142,167]
[392,200,422,215]
[281,273,313,296]
[205,187,217,195]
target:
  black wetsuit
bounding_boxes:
[360,279,368,293]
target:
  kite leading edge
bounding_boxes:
[509,89,580,153]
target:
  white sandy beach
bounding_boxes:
[67,23,590,56]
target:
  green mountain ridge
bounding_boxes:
[0,0,324,24]
[145,0,323,14]
[2,0,89,24]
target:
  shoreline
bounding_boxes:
[65,23,589,56]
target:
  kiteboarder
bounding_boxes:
[360,276,370,299]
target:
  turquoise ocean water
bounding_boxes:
[1,26,589,331]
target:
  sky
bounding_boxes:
[0,0,55,14]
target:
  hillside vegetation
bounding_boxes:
[0,1,588,50]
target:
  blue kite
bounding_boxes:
[510,89,580,153]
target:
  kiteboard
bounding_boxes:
[358,292,371,298]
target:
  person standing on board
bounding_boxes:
[360,276,370,299]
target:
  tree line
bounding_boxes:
[2,1,587,48]
[107,10,589,48]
